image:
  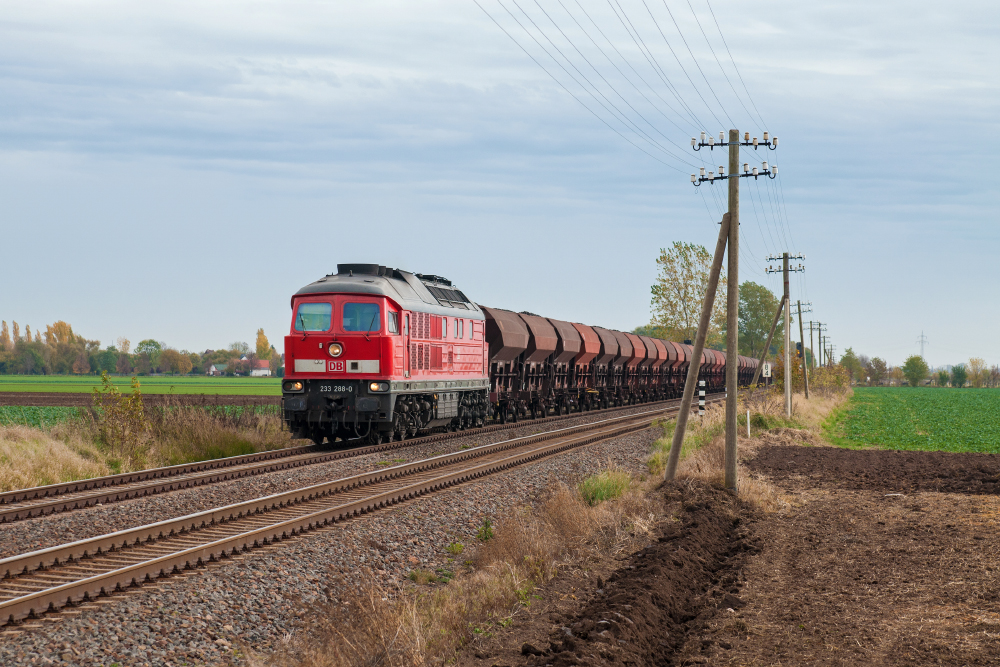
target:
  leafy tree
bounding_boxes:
[188,352,204,375]
[650,242,726,346]
[135,339,162,356]
[135,339,163,374]
[229,341,251,356]
[735,281,783,360]
[0,321,10,350]
[951,364,968,388]
[840,347,863,383]
[866,357,887,385]
[160,349,193,375]
[967,357,987,388]
[92,347,119,374]
[901,355,929,387]
[256,329,271,360]
[937,370,950,387]
[632,324,667,338]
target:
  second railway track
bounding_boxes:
[0,396,714,523]
[0,398,719,627]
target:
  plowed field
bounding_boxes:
[459,445,1000,666]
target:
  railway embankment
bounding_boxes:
[0,435,660,664]
[246,391,828,666]
[0,404,679,666]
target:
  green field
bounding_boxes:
[0,375,281,396]
[827,387,1000,453]
[0,406,83,427]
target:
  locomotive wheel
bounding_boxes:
[310,427,326,446]
[393,414,407,441]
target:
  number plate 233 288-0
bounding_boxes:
[328,360,346,372]
[319,384,353,394]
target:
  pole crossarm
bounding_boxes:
[691,131,780,186]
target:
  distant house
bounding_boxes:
[207,363,228,377]
[251,360,271,377]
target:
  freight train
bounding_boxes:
[281,264,757,445]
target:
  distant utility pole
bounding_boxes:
[917,331,929,359]
[691,129,779,492]
[814,323,828,367]
[766,253,804,417]
[797,301,813,398]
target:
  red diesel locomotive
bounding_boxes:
[281,264,757,444]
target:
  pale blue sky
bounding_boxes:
[1,0,997,367]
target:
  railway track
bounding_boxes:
[0,398,721,627]
[0,396,713,523]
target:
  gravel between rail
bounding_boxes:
[0,426,660,666]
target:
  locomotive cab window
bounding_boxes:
[343,303,381,332]
[388,311,399,334]
[294,302,332,332]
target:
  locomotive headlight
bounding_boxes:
[328,342,343,358]
[368,382,390,392]
[283,380,304,392]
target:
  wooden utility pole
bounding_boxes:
[782,253,791,417]
[749,297,785,387]
[798,300,809,398]
[664,214,730,482]
[690,129,779,494]
[809,321,815,372]
[724,129,740,492]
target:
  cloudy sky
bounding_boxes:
[2,0,997,367]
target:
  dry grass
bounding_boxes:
[655,386,852,513]
[248,481,659,667]
[0,406,298,493]
[0,424,110,491]
[145,405,293,466]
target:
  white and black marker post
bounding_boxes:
[698,380,706,417]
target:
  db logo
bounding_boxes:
[328,360,346,372]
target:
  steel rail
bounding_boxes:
[0,400,718,625]
[0,395,710,523]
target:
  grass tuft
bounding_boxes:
[578,469,631,506]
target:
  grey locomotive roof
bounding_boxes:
[293,264,485,319]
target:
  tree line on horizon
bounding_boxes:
[838,349,1000,389]
[0,320,283,377]
[638,242,997,390]
[635,241,806,364]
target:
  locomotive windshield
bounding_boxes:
[294,303,332,332]
[343,303,381,332]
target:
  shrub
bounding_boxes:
[579,469,631,506]
[476,518,494,542]
[91,372,148,465]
